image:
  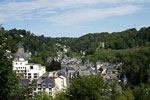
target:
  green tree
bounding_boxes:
[33,92,52,100]
[134,85,150,100]
[66,75,108,100]
[50,59,61,71]
[0,30,19,100]
[54,92,68,100]
[123,87,134,100]
[16,85,32,100]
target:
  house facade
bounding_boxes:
[13,58,46,80]
[32,78,56,97]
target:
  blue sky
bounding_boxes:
[0,0,150,37]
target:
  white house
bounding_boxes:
[13,58,46,80]
[54,75,67,92]
[63,48,68,53]
[32,78,56,97]
[96,62,103,71]
[32,75,67,98]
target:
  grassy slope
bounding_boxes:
[85,47,149,63]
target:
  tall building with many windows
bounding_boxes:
[13,58,46,80]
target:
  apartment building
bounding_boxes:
[13,58,46,79]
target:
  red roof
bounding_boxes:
[50,77,55,79]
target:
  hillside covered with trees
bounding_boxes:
[1,25,150,100]
[66,27,150,55]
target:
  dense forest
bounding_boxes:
[0,25,150,100]
[66,27,150,55]
[1,25,150,62]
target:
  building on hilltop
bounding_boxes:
[15,43,32,58]
[100,42,105,48]
[17,43,24,53]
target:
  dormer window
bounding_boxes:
[42,83,46,88]
[48,83,52,88]
[19,84,22,88]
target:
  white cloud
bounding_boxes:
[47,5,143,26]
[0,0,148,24]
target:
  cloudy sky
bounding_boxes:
[0,0,150,37]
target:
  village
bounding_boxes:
[11,43,127,98]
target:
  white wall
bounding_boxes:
[54,76,67,93]
[13,58,46,79]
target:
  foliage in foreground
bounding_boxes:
[33,92,53,100]
[54,76,150,100]
[66,76,108,100]
[0,30,19,100]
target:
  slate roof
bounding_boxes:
[90,69,96,75]
[79,66,87,70]
[73,70,79,76]
[17,43,24,48]
[57,70,66,77]
[42,78,55,88]
[66,67,74,70]
[15,52,32,58]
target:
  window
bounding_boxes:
[38,84,41,87]
[19,84,22,88]
[20,63,22,65]
[42,83,46,88]
[16,63,18,65]
[49,92,52,95]
[43,88,46,91]
[28,73,31,78]
[34,88,36,91]
[34,73,38,78]
[30,66,33,69]
[28,76,31,78]
[48,83,52,87]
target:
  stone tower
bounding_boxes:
[100,42,105,48]
[17,43,24,53]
